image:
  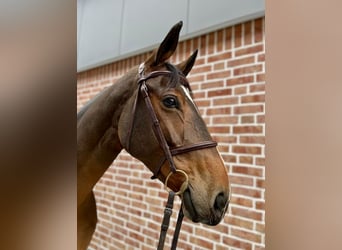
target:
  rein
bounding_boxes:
[127,63,218,249]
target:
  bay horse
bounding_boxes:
[77,21,230,250]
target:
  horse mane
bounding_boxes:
[77,88,107,122]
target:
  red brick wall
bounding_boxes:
[77,17,265,250]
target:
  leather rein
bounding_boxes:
[126,63,218,249]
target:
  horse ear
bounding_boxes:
[146,21,183,67]
[176,49,198,76]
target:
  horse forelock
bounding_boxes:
[164,62,192,94]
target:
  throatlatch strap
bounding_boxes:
[157,191,175,250]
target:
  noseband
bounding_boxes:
[126,63,218,249]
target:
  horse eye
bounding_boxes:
[162,96,179,108]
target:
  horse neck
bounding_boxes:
[77,68,137,197]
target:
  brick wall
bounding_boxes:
[77,17,265,250]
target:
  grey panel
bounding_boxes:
[188,0,264,36]
[77,0,265,72]
[77,0,124,69]
[77,0,84,57]
[120,0,188,55]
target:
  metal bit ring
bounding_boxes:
[165,170,189,195]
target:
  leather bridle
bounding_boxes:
[126,63,218,249]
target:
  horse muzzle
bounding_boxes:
[182,188,230,226]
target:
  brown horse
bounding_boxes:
[77,21,230,250]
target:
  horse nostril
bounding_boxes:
[214,192,228,211]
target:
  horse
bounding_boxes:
[77,21,230,250]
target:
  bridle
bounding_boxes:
[126,63,218,249]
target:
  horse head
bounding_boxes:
[118,21,230,226]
